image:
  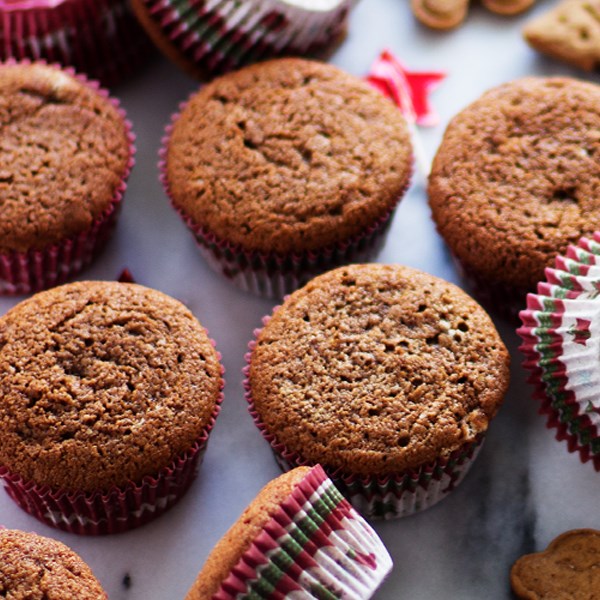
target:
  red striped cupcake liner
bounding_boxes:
[244,312,484,519]
[213,465,392,599]
[0,60,135,295]
[518,232,600,470]
[159,103,411,298]
[0,337,224,535]
[136,0,355,76]
[0,0,152,86]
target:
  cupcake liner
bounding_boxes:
[518,232,600,470]
[244,313,484,519]
[215,465,392,599]
[0,0,152,86]
[139,0,354,75]
[0,335,224,535]
[0,60,135,296]
[159,109,408,298]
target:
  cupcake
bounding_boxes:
[428,77,600,318]
[185,466,393,599]
[518,233,600,470]
[0,528,107,598]
[0,61,134,295]
[131,0,356,78]
[246,264,510,518]
[163,58,413,298]
[0,281,224,535]
[0,0,152,86]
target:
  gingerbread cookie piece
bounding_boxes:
[411,0,469,30]
[524,0,600,71]
[483,0,534,15]
[511,529,600,599]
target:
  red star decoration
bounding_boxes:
[572,318,592,346]
[365,50,446,127]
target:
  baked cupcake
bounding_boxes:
[163,58,413,297]
[429,77,600,317]
[131,0,355,78]
[518,232,600,470]
[246,264,510,518]
[0,0,152,86]
[0,61,134,295]
[185,466,393,599]
[0,281,224,535]
[0,528,106,598]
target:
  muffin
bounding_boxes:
[0,528,106,599]
[163,58,413,297]
[185,466,393,600]
[0,61,134,295]
[0,281,224,534]
[131,0,355,78]
[511,529,600,599]
[0,0,152,86]
[246,264,510,518]
[518,232,600,470]
[429,77,600,317]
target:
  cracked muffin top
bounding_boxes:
[429,76,600,294]
[0,281,223,492]
[0,63,131,253]
[166,58,412,255]
[0,529,106,600]
[248,264,510,476]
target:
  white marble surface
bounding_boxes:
[1,0,600,598]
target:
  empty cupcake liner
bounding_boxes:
[0,0,152,86]
[0,60,135,295]
[159,105,409,298]
[137,0,354,75]
[0,336,224,535]
[244,313,484,519]
[215,465,392,599]
[518,232,600,470]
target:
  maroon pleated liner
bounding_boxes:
[0,336,224,536]
[0,0,152,86]
[0,59,135,295]
[139,0,353,76]
[159,107,412,299]
[244,312,484,519]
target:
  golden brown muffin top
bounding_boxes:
[0,63,131,253]
[429,76,600,294]
[511,529,600,599]
[0,281,222,492]
[250,264,510,475]
[0,529,107,599]
[166,58,412,255]
[185,467,311,600]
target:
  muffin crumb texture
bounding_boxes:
[0,281,222,492]
[250,264,510,475]
[0,529,107,599]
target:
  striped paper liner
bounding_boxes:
[518,232,600,470]
[214,465,392,599]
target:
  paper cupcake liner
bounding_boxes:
[215,465,392,599]
[159,109,409,298]
[518,232,600,470]
[244,314,484,519]
[138,0,354,75]
[0,0,152,86]
[0,60,135,295]
[0,335,224,535]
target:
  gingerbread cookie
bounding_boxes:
[511,529,600,599]
[524,0,600,71]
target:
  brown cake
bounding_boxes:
[429,77,600,314]
[247,263,510,517]
[0,62,133,294]
[164,58,413,296]
[0,529,107,599]
[0,281,223,534]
